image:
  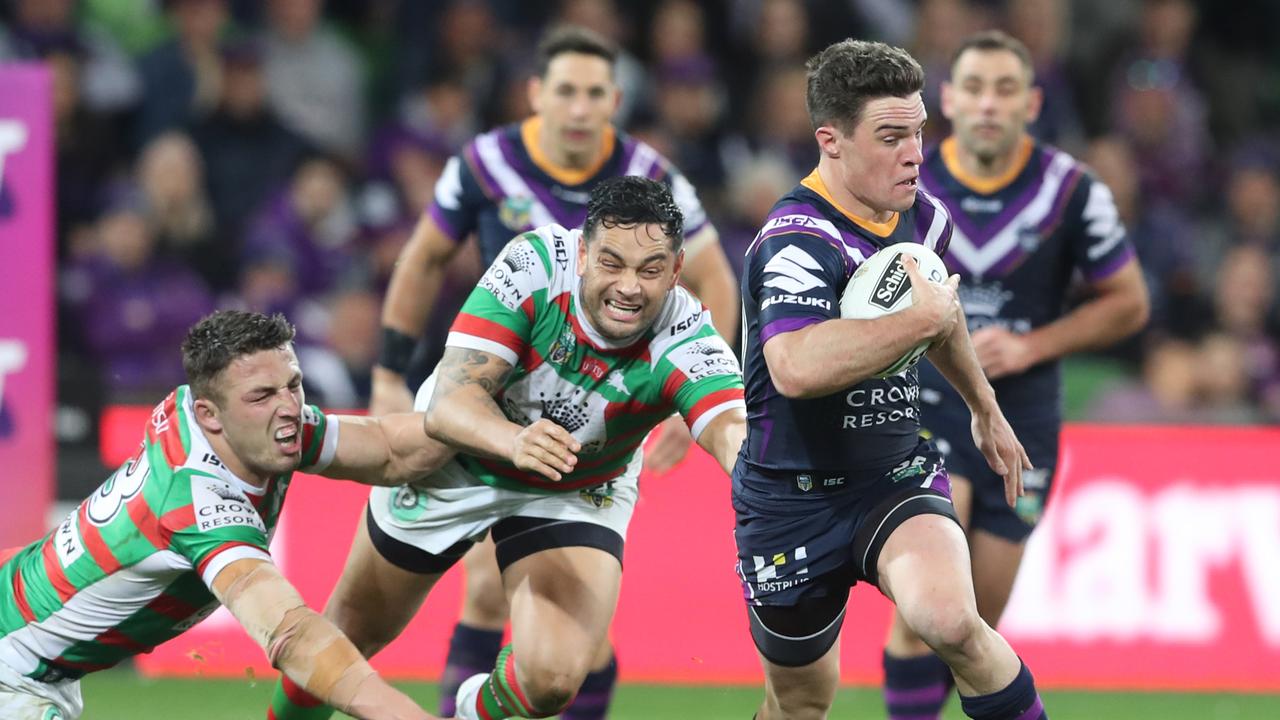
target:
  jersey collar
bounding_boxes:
[939,134,1034,195]
[800,169,899,238]
[521,117,616,187]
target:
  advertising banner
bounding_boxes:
[0,66,54,548]
[103,422,1280,690]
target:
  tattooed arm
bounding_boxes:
[423,347,579,481]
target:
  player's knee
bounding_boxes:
[912,602,984,660]
[518,665,581,715]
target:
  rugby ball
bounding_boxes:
[839,242,949,378]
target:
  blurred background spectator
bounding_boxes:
[6,0,1275,494]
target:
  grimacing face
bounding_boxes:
[577,223,683,342]
[529,52,619,164]
[942,48,1042,164]
[194,345,307,485]
[819,93,927,217]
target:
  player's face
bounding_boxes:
[577,223,684,342]
[204,346,307,483]
[530,52,619,162]
[942,49,1042,163]
[821,94,926,215]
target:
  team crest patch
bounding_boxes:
[580,482,615,508]
[796,474,813,492]
[499,196,534,231]
[547,325,576,366]
[390,485,428,522]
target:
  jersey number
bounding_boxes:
[87,449,151,526]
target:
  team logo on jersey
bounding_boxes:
[42,707,65,720]
[959,282,1013,318]
[606,371,630,396]
[796,474,813,492]
[547,325,577,366]
[762,245,825,294]
[498,196,534,231]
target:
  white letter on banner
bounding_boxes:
[1149,483,1232,641]
[1060,480,1147,641]
[1235,486,1280,646]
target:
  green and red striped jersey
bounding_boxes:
[0,385,338,680]
[446,223,745,493]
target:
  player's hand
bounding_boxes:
[370,366,415,416]
[971,326,1039,380]
[903,256,960,342]
[970,407,1033,508]
[645,415,693,475]
[511,418,581,482]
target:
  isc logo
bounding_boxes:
[869,254,911,311]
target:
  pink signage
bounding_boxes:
[107,420,1280,691]
[0,65,54,548]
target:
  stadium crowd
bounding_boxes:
[5,0,1278,497]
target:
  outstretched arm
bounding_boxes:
[693,408,748,475]
[424,347,580,482]
[321,413,456,486]
[211,558,437,720]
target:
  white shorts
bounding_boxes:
[366,373,642,572]
[0,660,81,720]
[367,453,640,569]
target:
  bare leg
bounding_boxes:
[877,514,1020,697]
[755,638,840,720]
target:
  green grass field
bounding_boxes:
[77,668,1279,719]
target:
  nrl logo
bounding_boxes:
[796,474,813,492]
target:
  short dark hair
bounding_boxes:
[950,30,1035,83]
[182,311,296,401]
[583,176,684,251]
[535,25,617,78]
[805,39,925,133]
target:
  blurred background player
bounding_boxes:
[0,310,449,720]
[733,39,1046,720]
[268,177,747,720]
[880,31,1149,720]
[366,24,739,719]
